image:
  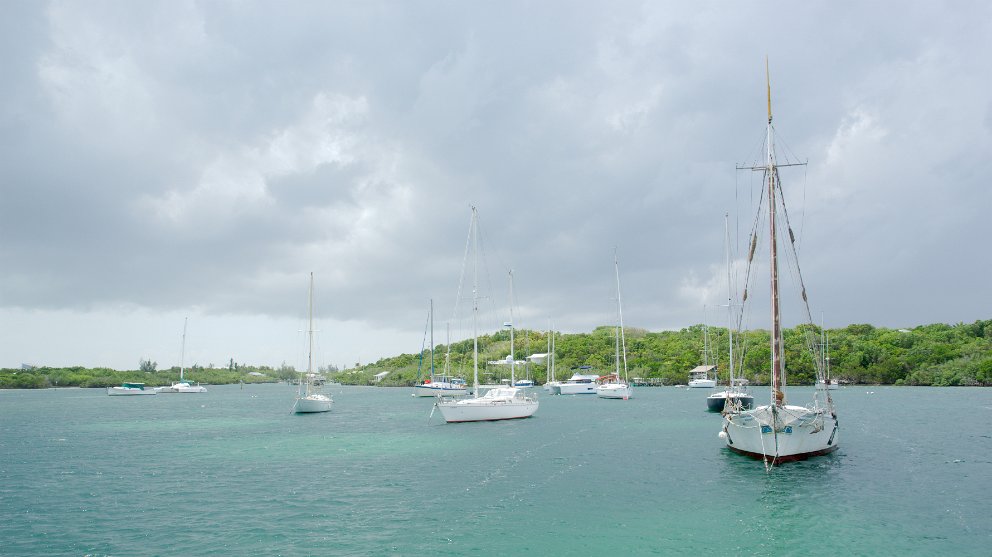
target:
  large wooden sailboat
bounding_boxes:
[719,61,838,465]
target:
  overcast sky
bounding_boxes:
[1,1,989,371]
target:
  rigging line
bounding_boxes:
[799,163,808,252]
[473,211,500,335]
[774,175,826,377]
[450,209,475,325]
[415,302,430,381]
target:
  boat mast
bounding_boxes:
[614,251,628,382]
[702,306,710,368]
[307,272,315,397]
[429,298,435,379]
[180,316,187,382]
[725,214,735,388]
[445,322,451,376]
[551,326,556,383]
[544,319,554,383]
[509,269,516,386]
[766,59,785,405]
[471,207,479,396]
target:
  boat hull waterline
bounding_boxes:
[107,386,157,396]
[294,394,333,413]
[721,404,839,463]
[435,388,538,423]
[412,384,469,397]
[597,383,633,399]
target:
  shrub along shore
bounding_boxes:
[5,320,989,390]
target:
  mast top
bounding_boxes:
[765,56,772,124]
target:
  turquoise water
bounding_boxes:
[1,385,989,555]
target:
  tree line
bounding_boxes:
[3,319,989,389]
[338,319,992,387]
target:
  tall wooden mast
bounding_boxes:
[766,58,785,405]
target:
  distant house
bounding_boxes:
[247,371,266,377]
[373,371,390,383]
[487,355,526,366]
[526,353,549,365]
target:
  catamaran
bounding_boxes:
[107,382,157,396]
[157,317,207,393]
[434,207,538,423]
[719,61,838,465]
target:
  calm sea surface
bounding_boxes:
[0,384,989,556]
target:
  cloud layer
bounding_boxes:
[2,1,990,369]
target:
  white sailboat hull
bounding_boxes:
[436,388,538,422]
[688,379,716,388]
[557,383,597,395]
[159,381,207,393]
[174,384,207,393]
[596,383,632,399]
[721,404,839,463]
[107,387,157,396]
[413,384,468,397]
[543,381,561,394]
[294,394,333,413]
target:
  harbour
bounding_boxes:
[1,384,988,555]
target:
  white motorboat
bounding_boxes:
[558,372,599,395]
[157,318,207,394]
[435,208,538,423]
[687,365,717,388]
[597,252,632,400]
[107,382,157,396]
[293,273,333,414]
[720,61,838,466]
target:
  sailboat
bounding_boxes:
[597,252,632,400]
[688,309,718,388]
[816,316,839,390]
[413,300,468,397]
[157,317,207,393]
[542,325,561,394]
[719,61,839,465]
[435,207,539,423]
[293,273,333,414]
[707,214,754,412]
[507,271,535,389]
